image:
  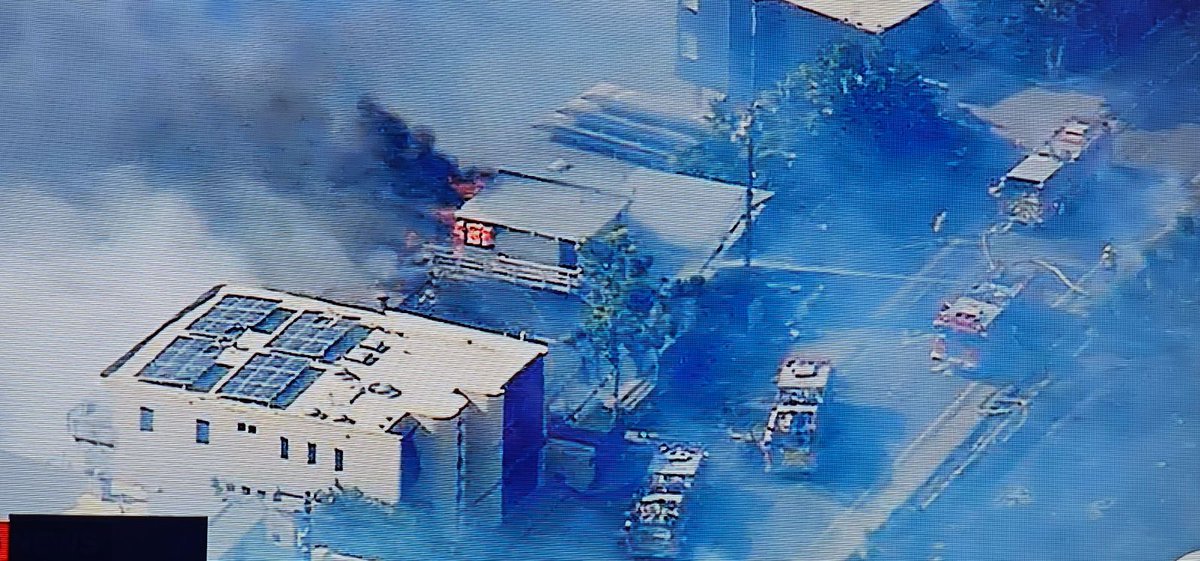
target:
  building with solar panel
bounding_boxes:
[99,284,549,524]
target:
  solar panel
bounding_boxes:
[189,295,281,338]
[137,337,222,386]
[269,312,358,358]
[218,353,312,403]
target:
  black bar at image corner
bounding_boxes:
[8,514,206,561]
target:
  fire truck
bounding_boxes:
[623,444,707,559]
[931,278,1026,372]
[759,356,829,473]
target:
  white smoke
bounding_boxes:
[0,2,446,464]
[0,166,258,461]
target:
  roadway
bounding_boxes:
[801,381,996,560]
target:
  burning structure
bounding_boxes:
[427,157,773,294]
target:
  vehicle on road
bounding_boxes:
[934,280,1025,337]
[623,444,707,559]
[759,355,830,473]
[1009,192,1045,225]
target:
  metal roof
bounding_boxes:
[1006,152,1065,185]
[456,172,631,242]
[782,0,939,34]
[489,150,774,279]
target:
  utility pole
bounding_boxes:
[744,0,762,269]
[745,121,756,268]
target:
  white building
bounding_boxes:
[99,285,548,524]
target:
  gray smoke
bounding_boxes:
[0,3,440,462]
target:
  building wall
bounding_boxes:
[494,227,564,266]
[677,0,733,96]
[678,0,956,102]
[106,359,539,526]
[501,356,545,518]
[395,418,460,514]
[461,396,504,523]
[108,379,401,504]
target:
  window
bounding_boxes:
[248,425,257,434]
[334,448,344,472]
[454,221,495,248]
[280,437,290,459]
[196,420,210,444]
[681,32,699,61]
[307,443,317,465]
[559,241,579,268]
[237,422,246,432]
[139,407,154,432]
[241,486,251,495]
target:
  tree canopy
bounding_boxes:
[679,38,956,185]
[572,224,693,386]
[963,0,1184,74]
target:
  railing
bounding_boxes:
[424,244,582,293]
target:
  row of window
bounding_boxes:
[278,437,343,471]
[139,407,343,471]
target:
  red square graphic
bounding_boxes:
[0,519,9,561]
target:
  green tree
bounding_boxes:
[679,38,954,185]
[571,224,695,419]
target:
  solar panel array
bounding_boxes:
[270,312,357,357]
[137,337,222,386]
[218,353,313,403]
[136,294,366,407]
[188,295,281,337]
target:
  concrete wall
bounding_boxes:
[462,396,504,523]
[396,417,459,515]
[108,379,401,504]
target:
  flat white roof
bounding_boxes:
[576,82,717,124]
[776,358,831,390]
[498,152,774,279]
[456,172,631,242]
[105,285,548,434]
[942,296,1002,327]
[1006,153,1064,185]
[782,0,939,34]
